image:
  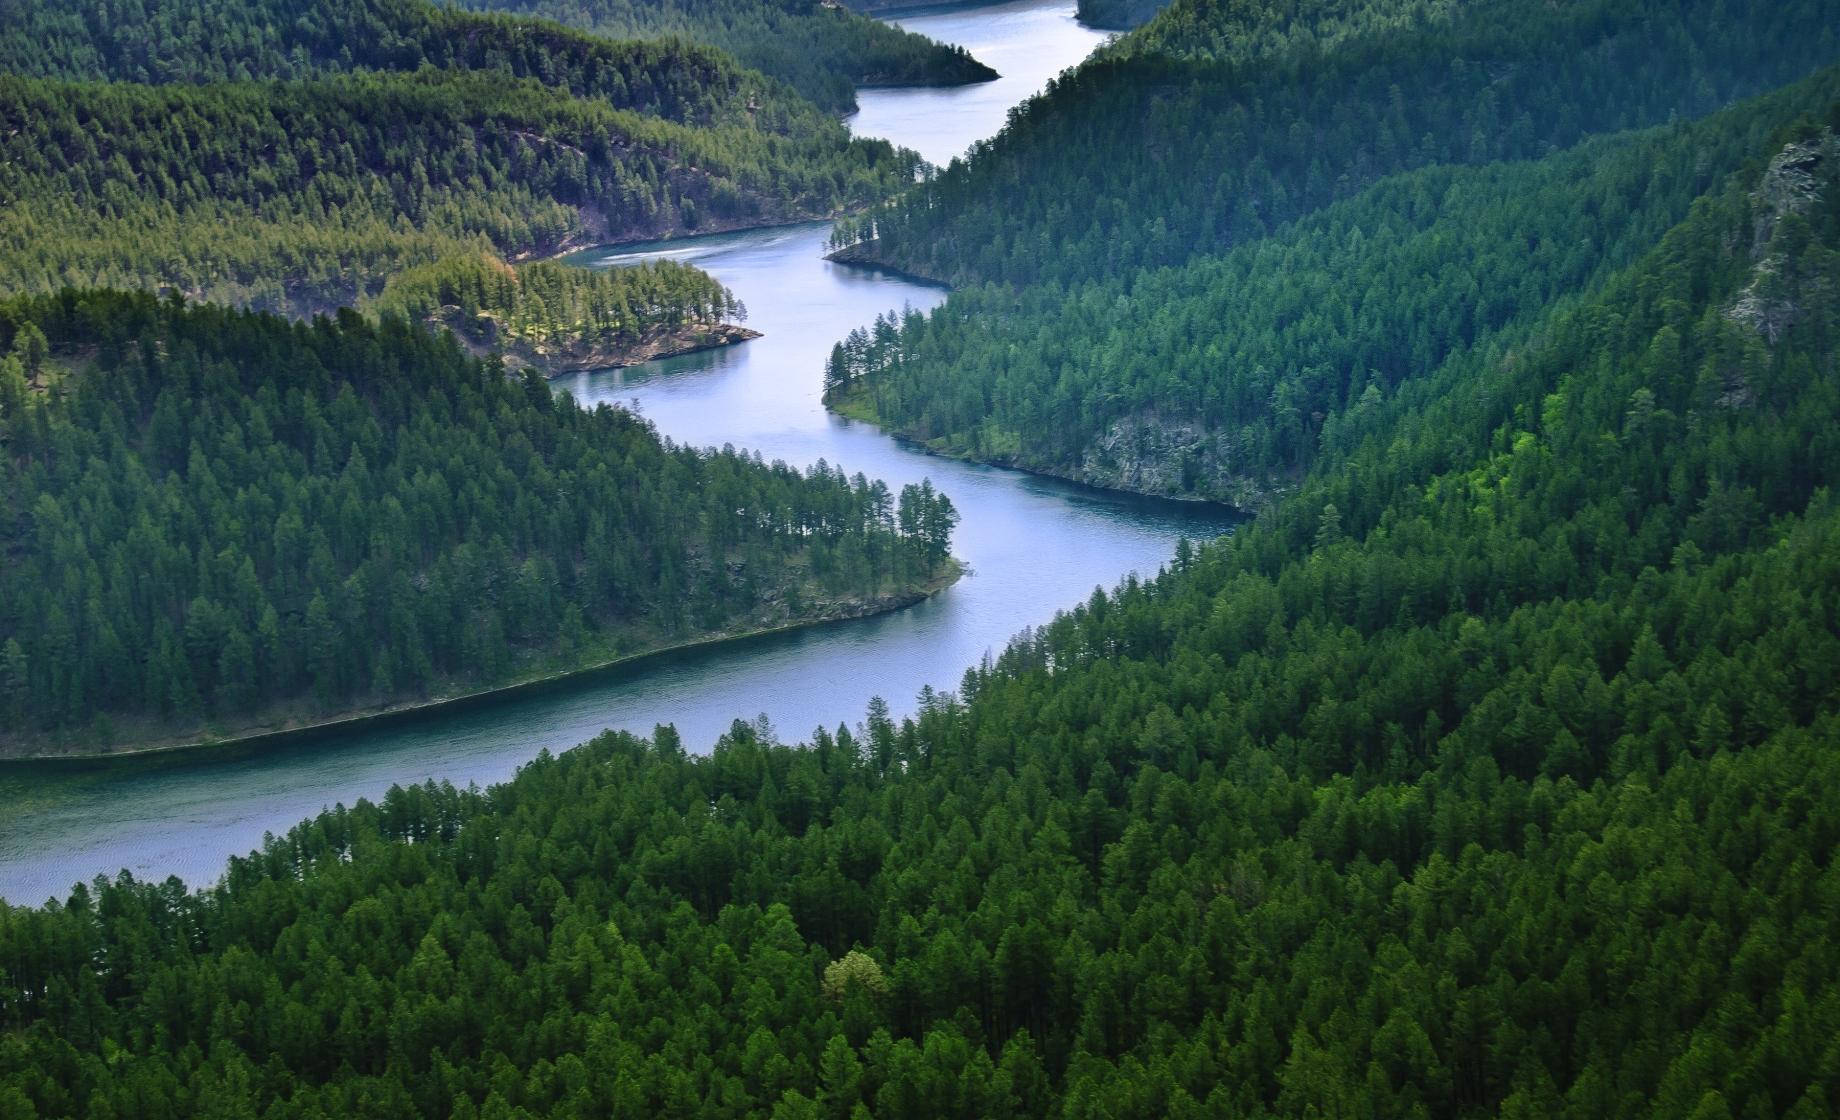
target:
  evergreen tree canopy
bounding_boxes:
[840,0,1839,286]
[0,290,957,753]
[3,80,1838,1119]
[0,69,921,313]
[832,69,1839,506]
[463,0,995,113]
[0,0,992,116]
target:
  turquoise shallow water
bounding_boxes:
[0,1,1235,906]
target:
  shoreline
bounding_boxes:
[855,0,1102,24]
[533,324,762,377]
[430,318,763,378]
[0,560,964,767]
[822,240,953,288]
[827,384,1252,514]
[529,213,844,267]
[6,215,963,762]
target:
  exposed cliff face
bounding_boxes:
[1062,135,1839,507]
[1748,131,1833,252]
[1727,129,1837,344]
[1071,413,1286,510]
[837,385,1273,511]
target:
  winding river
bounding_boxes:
[0,0,1239,905]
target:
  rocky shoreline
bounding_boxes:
[424,312,762,376]
[524,323,763,376]
[822,239,950,287]
[830,385,1269,511]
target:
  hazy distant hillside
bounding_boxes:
[0,69,920,313]
[0,0,997,115]
[465,0,996,112]
[843,0,1839,286]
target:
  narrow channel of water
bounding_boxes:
[851,0,1113,168]
[0,0,1234,905]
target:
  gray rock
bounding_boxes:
[1727,129,1837,344]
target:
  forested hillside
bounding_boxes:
[2,88,1837,1120]
[464,0,995,113]
[830,70,1838,506]
[826,0,1840,509]
[1108,0,1461,64]
[0,0,992,116]
[0,0,812,130]
[834,0,1839,285]
[0,69,920,314]
[0,291,958,755]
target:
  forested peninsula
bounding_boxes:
[0,0,982,762]
[460,0,996,113]
[0,0,994,118]
[0,0,954,369]
[368,256,762,375]
[0,291,960,758]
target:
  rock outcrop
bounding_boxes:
[427,309,761,375]
[1726,129,1837,344]
[1065,412,1286,510]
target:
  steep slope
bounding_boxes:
[835,0,1839,285]
[832,69,1838,506]
[2,100,1836,1118]
[1111,0,1464,62]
